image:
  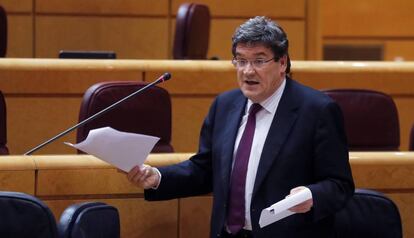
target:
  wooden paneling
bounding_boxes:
[180,196,212,238]
[2,0,316,59]
[323,39,414,62]
[6,15,33,58]
[37,169,139,196]
[394,98,414,152]
[146,68,237,95]
[321,0,414,61]
[208,19,245,60]
[388,193,414,238]
[292,61,414,150]
[305,0,322,60]
[46,198,178,238]
[35,0,168,16]
[349,152,414,238]
[0,156,35,194]
[283,21,305,60]
[0,59,145,154]
[147,68,237,152]
[2,59,414,154]
[0,70,141,94]
[2,153,414,238]
[322,0,414,37]
[385,41,414,61]
[0,171,34,193]
[0,0,32,12]
[171,97,213,152]
[0,59,144,94]
[7,97,81,155]
[172,0,305,18]
[1,0,33,58]
[35,16,169,59]
[350,156,414,189]
[32,155,179,238]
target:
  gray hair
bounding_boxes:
[231,16,291,73]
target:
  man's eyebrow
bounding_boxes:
[253,52,267,57]
[235,52,268,57]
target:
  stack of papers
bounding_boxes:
[65,127,159,172]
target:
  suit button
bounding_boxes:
[251,208,256,212]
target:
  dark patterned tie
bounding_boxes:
[227,103,262,234]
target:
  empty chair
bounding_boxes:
[0,191,58,238]
[173,3,210,59]
[0,90,8,154]
[334,188,402,238]
[323,89,400,151]
[77,81,173,153]
[0,5,6,57]
[59,202,120,238]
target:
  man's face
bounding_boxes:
[234,43,287,103]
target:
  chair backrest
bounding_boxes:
[59,202,120,238]
[0,191,58,238]
[77,81,173,153]
[0,90,8,154]
[0,5,6,57]
[323,89,400,151]
[410,123,414,151]
[173,3,210,59]
[334,188,402,238]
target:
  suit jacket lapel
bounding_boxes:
[220,94,246,197]
[252,79,300,198]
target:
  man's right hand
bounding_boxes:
[127,164,160,189]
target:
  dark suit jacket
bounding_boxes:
[146,78,354,238]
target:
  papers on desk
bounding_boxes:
[65,127,159,172]
[259,188,312,228]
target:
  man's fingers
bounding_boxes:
[126,164,159,189]
[290,186,306,194]
[138,167,151,183]
[127,166,142,182]
[289,199,313,213]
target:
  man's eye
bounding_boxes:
[254,59,265,65]
[238,60,247,65]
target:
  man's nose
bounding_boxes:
[242,62,256,74]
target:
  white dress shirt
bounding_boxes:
[232,78,286,230]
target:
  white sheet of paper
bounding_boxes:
[65,127,160,172]
[259,188,312,228]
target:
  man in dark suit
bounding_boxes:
[127,16,354,238]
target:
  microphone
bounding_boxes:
[24,72,172,155]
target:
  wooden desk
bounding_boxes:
[0,59,413,154]
[0,152,413,237]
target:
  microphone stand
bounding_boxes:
[24,72,171,155]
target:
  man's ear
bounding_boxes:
[279,55,288,73]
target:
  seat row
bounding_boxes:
[0,189,402,238]
[0,81,174,155]
[0,191,120,238]
[0,3,212,60]
[1,85,413,155]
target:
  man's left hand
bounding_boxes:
[287,186,313,213]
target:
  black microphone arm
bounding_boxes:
[24,72,172,155]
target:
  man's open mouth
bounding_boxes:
[245,80,259,85]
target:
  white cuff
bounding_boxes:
[151,167,162,190]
